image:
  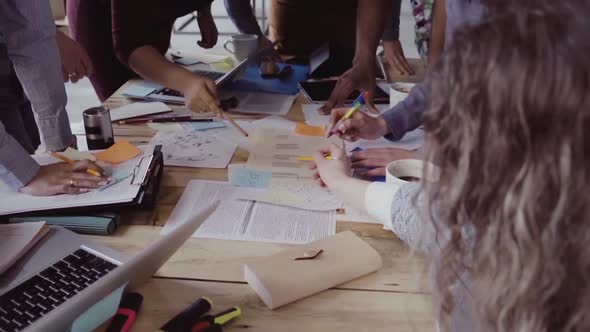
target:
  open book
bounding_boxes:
[0,222,49,275]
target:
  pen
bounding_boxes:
[51,152,103,177]
[221,111,249,137]
[106,292,143,332]
[116,116,198,124]
[326,91,369,138]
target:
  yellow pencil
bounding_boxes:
[51,152,102,177]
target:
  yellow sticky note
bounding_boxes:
[94,140,141,164]
[62,147,97,161]
[295,122,326,137]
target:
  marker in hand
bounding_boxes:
[326,91,369,138]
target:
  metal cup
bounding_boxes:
[83,106,114,150]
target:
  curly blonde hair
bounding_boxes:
[422,4,590,331]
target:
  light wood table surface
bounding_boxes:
[94,65,434,331]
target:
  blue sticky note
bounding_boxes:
[190,121,226,131]
[122,82,162,97]
[226,64,310,95]
[230,168,272,188]
[69,284,126,332]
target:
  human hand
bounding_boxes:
[56,31,93,83]
[351,148,417,177]
[20,160,111,196]
[310,144,351,188]
[182,76,223,115]
[197,8,218,49]
[258,36,282,62]
[382,40,414,76]
[329,108,389,141]
[319,59,376,115]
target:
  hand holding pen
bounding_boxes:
[327,92,390,142]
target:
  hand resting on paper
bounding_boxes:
[329,107,389,142]
[310,144,351,188]
[351,148,418,177]
[20,161,111,196]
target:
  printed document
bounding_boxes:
[162,180,336,244]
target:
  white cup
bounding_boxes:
[389,82,416,107]
[224,34,258,61]
[385,159,428,186]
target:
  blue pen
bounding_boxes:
[98,173,132,192]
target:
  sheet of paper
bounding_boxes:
[251,116,296,131]
[0,222,48,274]
[110,102,171,122]
[152,128,237,168]
[180,121,226,131]
[94,140,142,164]
[147,122,183,133]
[247,128,339,179]
[121,82,162,97]
[61,147,96,161]
[229,167,272,189]
[232,178,343,211]
[338,203,383,224]
[0,148,153,215]
[219,91,296,116]
[295,122,326,137]
[345,128,424,152]
[219,121,254,152]
[162,180,336,244]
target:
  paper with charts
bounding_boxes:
[162,180,336,244]
[246,128,342,179]
[152,128,237,168]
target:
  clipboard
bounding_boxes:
[0,146,164,219]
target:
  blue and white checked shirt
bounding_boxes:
[0,0,73,188]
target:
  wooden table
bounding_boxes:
[94,67,434,331]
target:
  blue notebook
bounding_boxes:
[227,64,309,95]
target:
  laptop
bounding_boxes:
[0,204,216,332]
[124,41,280,105]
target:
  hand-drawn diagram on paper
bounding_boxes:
[152,128,237,168]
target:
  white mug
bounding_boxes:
[223,34,258,61]
[385,159,427,186]
[389,82,416,107]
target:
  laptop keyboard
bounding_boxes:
[192,70,225,81]
[0,249,118,332]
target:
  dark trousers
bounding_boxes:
[0,44,40,154]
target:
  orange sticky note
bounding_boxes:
[295,122,326,137]
[94,140,141,164]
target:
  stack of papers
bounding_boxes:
[0,222,49,275]
[162,180,336,244]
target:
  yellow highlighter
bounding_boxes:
[297,156,334,161]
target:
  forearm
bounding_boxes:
[0,123,40,189]
[224,0,263,36]
[128,46,197,92]
[380,79,431,140]
[428,0,447,65]
[381,0,402,41]
[354,0,390,64]
[0,0,73,151]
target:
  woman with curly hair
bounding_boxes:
[312,3,590,330]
